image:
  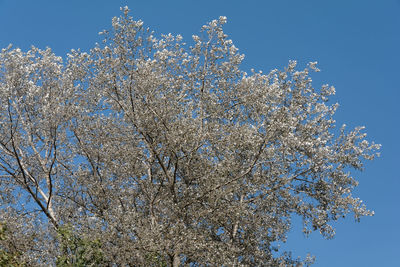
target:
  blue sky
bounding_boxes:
[0,0,398,266]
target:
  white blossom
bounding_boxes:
[0,8,379,267]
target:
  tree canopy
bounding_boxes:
[0,7,379,266]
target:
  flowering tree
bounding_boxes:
[0,7,379,266]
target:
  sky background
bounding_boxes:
[0,0,398,266]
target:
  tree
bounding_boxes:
[0,6,379,266]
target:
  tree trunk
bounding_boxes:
[172,252,180,267]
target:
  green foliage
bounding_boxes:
[144,251,168,267]
[0,251,23,267]
[0,223,24,267]
[56,225,105,267]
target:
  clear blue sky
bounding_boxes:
[0,0,398,266]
